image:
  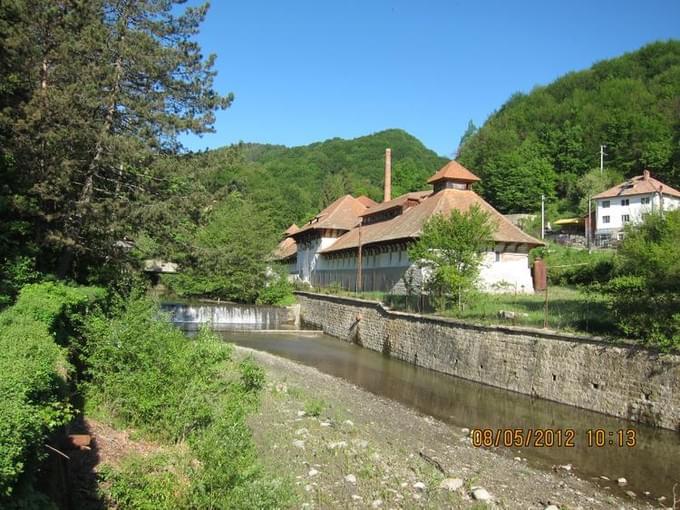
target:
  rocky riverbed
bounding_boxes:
[238,346,669,510]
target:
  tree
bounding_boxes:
[163,194,278,303]
[3,0,232,280]
[601,210,680,350]
[408,205,496,311]
[455,119,477,157]
[484,138,557,213]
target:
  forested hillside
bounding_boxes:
[458,40,680,215]
[181,129,447,230]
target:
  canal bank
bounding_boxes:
[295,292,680,431]
[233,343,661,509]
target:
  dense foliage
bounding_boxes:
[0,0,229,286]
[85,298,290,508]
[600,210,680,350]
[459,40,680,216]
[0,283,103,506]
[408,205,496,310]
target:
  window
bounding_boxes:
[602,215,610,224]
[641,196,650,205]
[601,200,610,208]
[621,199,630,206]
[622,214,630,224]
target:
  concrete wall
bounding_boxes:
[296,292,680,431]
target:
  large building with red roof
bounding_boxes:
[275,158,543,293]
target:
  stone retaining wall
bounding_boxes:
[296,292,680,431]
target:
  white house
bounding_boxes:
[275,157,543,294]
[592,170,680,242]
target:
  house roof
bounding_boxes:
[356,195,378,208]
[293,194,372,236]
[359,191,432,217]
[592,171,680,199]
[427,160,481,184]
[284,223,300,236]
[321,188,543,253]
[273,237,297,260]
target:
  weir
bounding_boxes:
[161,302,295,330]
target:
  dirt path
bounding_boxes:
[239,346,664,510]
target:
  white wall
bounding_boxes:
[478,251,534,294]
[594,193,669,235]
[296,235,339,282]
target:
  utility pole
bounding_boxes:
[356,219,363,293]
[541,194,545,240]
[600,145,607,175]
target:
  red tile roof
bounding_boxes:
[592,171,680,199]
[359,191,431,217]
[284,223,300,236]
[427,160,480,184]
[293,195,372,236]
[356,195,378,207]
[321,189,542,253]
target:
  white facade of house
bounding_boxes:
[595,193,680,238]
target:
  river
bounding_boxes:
[213,329,678,504]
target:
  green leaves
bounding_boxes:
[459,40,680,216]
[601,210,680,350]
[408,205,496,310]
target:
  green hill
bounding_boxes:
[458,40,680,215]
[187,129,447,229]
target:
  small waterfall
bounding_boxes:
[161,302,293,330]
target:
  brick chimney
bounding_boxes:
[383,149,392,202]
[384,148,392,202]
[643,169,650,180]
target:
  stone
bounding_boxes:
[617,477,627,486]
[439,478,464,491]
[344,474,357,484]
[320,421,331,427]
[343,419,354,427]
[625,490,636,498]
[513,456,522,461]
[350,494,362,501]
[545,506,560,510]
[292,440,305,449]
[328,441,347,449]
[352,439,369,449]
[472,488,491,501]
[297,410,306,417]
[461,427,470,435]
[413,481,426,491]
[295,428,308,436]
[559,464,572,471]
[371,500,383,508]
[304,484,312,492]
[308,468,319,477]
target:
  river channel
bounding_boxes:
[209,329,679,504]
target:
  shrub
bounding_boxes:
[0,282,102,504]
[530,243,615,286]
[239,357,265,392]
[600,211,680,350]
[87,298,291,508]
[84,299,232,441]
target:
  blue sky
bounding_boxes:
[181,0,680,156]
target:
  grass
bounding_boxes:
[311,285,616,336]
[445,287,615,335]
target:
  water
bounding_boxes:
[214,329,679,503]
[161,302,293,330]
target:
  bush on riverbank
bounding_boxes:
[84,297,291,508]
[0,282,104,507]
